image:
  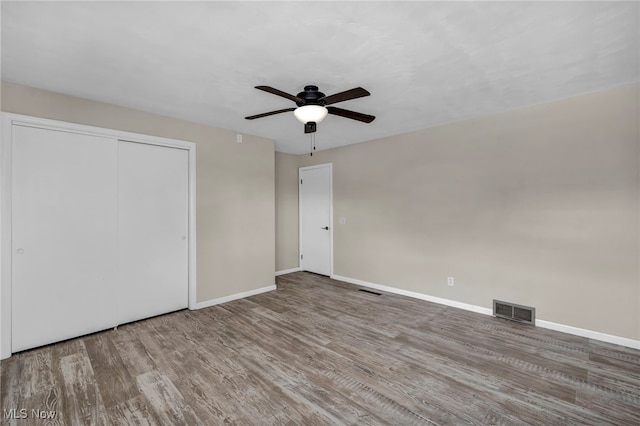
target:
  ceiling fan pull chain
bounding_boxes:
[309,133,313,156]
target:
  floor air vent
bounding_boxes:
[358,289,382,296]
[493,300,535,325]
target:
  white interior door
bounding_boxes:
[11,125,119,352]
[299,164,332,276]
[117,141,189,324]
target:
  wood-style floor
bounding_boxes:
[2,272,639,425]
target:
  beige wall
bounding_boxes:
[278,83,639,340]
[2,82,275,303]
[275,152,300,272]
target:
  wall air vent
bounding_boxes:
[493,300,535,325]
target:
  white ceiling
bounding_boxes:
[2,1,638,154]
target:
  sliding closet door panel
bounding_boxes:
[12,126,119,352]
[118,141,189,324]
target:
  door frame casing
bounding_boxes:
[0,113,197,359]
[298,163,333,276]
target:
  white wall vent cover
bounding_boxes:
[493,300,535,325]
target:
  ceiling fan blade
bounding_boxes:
[255,86,303,103]
[327,106,375,123]
[245,108,295,120]
[321,87,370,105]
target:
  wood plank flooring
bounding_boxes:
[2,271,639,425]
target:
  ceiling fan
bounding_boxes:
[245,85,375,133]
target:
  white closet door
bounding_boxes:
[117,141,189,324]
[12,125,119,352]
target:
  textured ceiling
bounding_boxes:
[2,1,638,154]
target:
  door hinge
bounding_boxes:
[301,254,303,260]
[300,179,303,185]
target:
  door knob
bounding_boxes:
[321,226,329,230]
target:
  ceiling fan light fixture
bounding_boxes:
[294,105,328,124]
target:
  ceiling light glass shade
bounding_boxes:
[294,105,328,124]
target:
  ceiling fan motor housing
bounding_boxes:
[296,85,326,106]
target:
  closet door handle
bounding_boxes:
[321,226,329,230]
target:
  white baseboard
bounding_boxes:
[535,320,640,349]
[193,285,277,310]
[275,267,301,276]
[331,274,640,350]
[332,274,492,315]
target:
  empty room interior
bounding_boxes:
[0,1,639,424]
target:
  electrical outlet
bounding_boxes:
[447,277,454,286]
[236,133,243,143]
